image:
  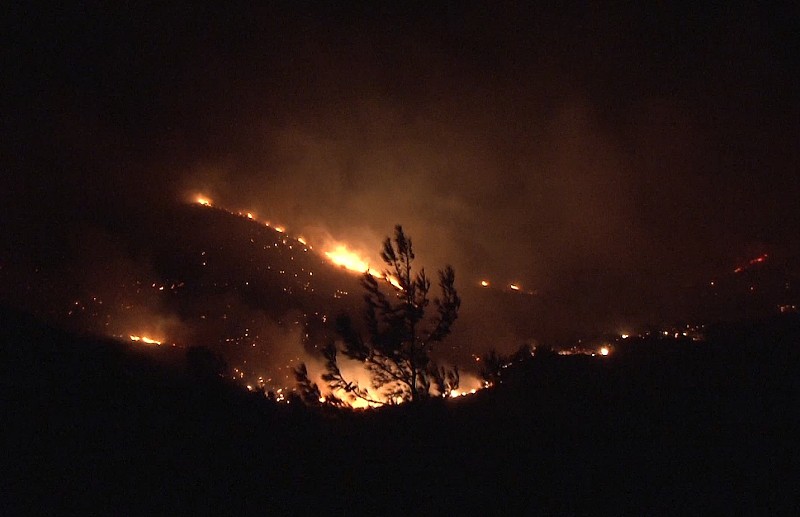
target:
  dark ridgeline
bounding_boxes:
[3,304,798,514]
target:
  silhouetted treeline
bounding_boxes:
[3,306,798,514]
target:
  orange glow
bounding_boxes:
[130,335,162,345]
[323,244,404,289]
[325,245,378,276]
[385,275,402,289]
[599,346,610,356]
[186,192,419,292]
[509,283,520,291]
[480,280,489,287]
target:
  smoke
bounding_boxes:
[3,2,797,354]
[177,94,661,345]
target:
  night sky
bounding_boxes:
[3,2,799,335]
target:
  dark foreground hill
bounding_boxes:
[3,306,798,514]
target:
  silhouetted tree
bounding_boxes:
[533,343,557,359]
[322,225,461,405]
[512,343,534,362]
[480,349,507,386]
[480,343,549,386]
[293,363,346,407]
[293,363,323,405]
[186,345,228,380]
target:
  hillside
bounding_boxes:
[0,201,368,390]
[3,306,798,513]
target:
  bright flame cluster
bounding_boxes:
[130,335,162,345]
[324,245,379,277]
[449,388,478,398]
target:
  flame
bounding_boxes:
[130,335,162,345]
[287,358,485,409]
[449,388,478,398]
[323,244,404,288]
[509,283,520,291]
[599,346,610,356]
[385,275,402,289]
[324,245,380,277]
[187,192,408,290]
[480,280,489,287]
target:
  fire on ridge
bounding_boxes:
[191,192,536,296]
[191,194,404,288]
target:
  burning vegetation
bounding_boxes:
[296,225,462,406]
[129,335,162,345]
[4,192,794,411]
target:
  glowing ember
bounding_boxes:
[246,212,254,220]
[274,226,285,233]
[130,335,162,345]
[480,280,489,287]
[734,253,768,273]
[297,237,307,245]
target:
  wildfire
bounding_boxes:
[190,193,412,290]
[599,346,610,356]
[734,253,768,274]
[129,335,162,345]
[325,245,381,277]
[449,388,478,398]
[324,245,405,289]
